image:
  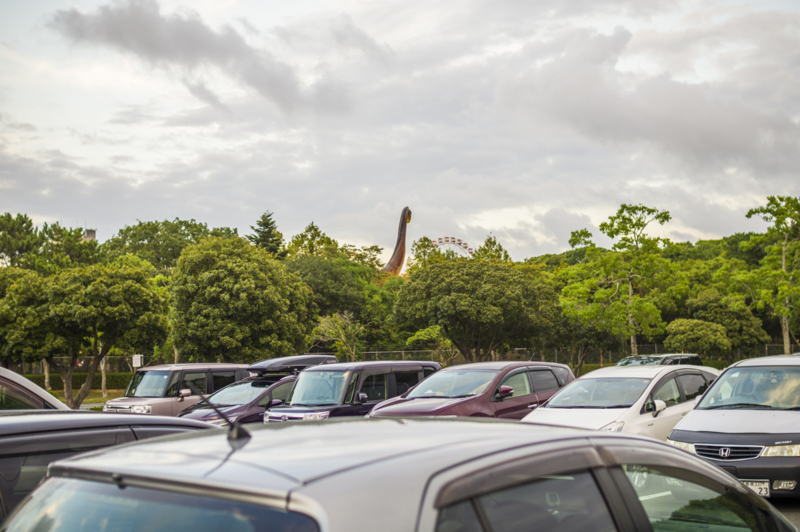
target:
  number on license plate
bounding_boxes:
[741,480,770,497]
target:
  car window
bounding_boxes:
[499,372,532,398]
[686,356,702,366]
[361,374,388,401]
[530,370,559,393]
[164,371,181,397]
[394,371,420,396]
[622,465,761,531]
[0,380,44,410]
[677,373,708,402]
[550,366,571,386]
[0,450,75,514]
[652,377,680,407]
[436,471,618,532]
[701,371,718,385]
[344,374,359,404]
[211,372,236,392]
[270,381,294,402]
[424,367,437,378]
[180,372,207,395]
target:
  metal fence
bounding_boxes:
[12,356,152,375]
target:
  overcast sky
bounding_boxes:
[1,0,799,261]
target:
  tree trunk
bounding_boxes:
[51,356,76,409]
[43,360,51,391]
[628,278,638,356]
[781,314,791,355]
[101,357,108,399]
[72,355,105,408]
[173,345,179,364]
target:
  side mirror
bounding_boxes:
[495,386,514,401]
[356,392,369,404]
[271,399,284,407]
[178,389,191,401]
[653,399,667,417]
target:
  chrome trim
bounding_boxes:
[695,443,764,462]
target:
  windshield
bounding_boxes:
[124,371,170,398]
[546,377,651,408]
[287,371,350,406]
[208,380,277,406]
[698,366,800,410]
[616,357,660,367]
[407,369,498,399]
[4,477,318,532]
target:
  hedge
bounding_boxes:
[24,372,134,390]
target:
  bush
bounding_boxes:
[24,372,133,390]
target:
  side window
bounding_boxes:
[424,367,437,378]
[344,374,359,404]
[211,372,236,392]
[652,377,681,407]
[180,372,208,395]
[677,373,708,402]
[701,371,718,385]
[394,371,421,396]
[550,367,571,387]
[436,471,618,532]
[0,380,44,410]
[164,371,181,397]
[622,465,761,531]
[270,381,294,402]
[499,372,533,398]
[530,370,559,393]
[361,374,388,402]
[687,356,702,366]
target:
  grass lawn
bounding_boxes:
[52,389,125,404]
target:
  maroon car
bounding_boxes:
[369,361,574,420]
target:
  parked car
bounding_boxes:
[0,411,212,520]
[103,363,250,416]
[266,361,440,422]
[616,353,704,366]
[179,354,338,425]
[7,418,795,531]
[369,361,574,420]
[668,355,800,499]
[0,367,68,411]
[523,364,720,440]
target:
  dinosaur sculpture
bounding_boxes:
[382,207,412,275]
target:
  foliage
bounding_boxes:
[285,255,367,317]
[311,312,364,361]
[664,319,732,358]
[361,274,409,350]
[394,259,559,362]
[247,211,286,257]
[0,268,39,367]
[338,244,384,269]
[562,204,680,356]
[19,223,103,275]
[525,246,593,272]
[285,222,338,258]
[0,213,43,267]
[103,218,238,272]
[406,325,460,366]
[536,313,620,377]
[1,260,169,408]
[471,235,512,262]
[406,236,444,274]
[170,237,314,364]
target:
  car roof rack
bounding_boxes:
[247,354,338,376]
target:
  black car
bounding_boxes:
[616,353,704,366]
[267,360,440,422]
[0,411,212,520]
[179,354,338,425]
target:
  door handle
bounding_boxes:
[527,403,539,409]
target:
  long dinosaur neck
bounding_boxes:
[382,207,411,275]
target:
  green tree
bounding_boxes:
[406,236,444,274]
[472,235,512,262]
[0,268,38,368]
[406,325,460,366]
[311,312,365,361]
[339,244,384,269]
[1,259,169,408]
[394,260,558,362]
[735,196,800,354]
[562,204,678,356]
[285,222,338,258]
[361,274,408,350]
[247,211,285,257]
[664,319,732,358]
[0,213,43,267]
[171,237,314,363]
[285,255,367,317]
[20,223,103,275]
[103,218,238,271]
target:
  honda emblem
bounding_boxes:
[719,448,731,458]
[281,415,288,422]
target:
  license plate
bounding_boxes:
[741,480,770,497]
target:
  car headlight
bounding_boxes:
[762,444,800,457]
[601,421,625,432]
[130,405,151,414]
[303,411,330,421]
[666,439,696,454]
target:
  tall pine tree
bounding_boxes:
[247,211,286,257]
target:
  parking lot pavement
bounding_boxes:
[771,500,800,527]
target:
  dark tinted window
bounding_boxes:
[4,477,318,532]
[0,380,44,410]
[436,500,483,532]
[424,367,437,378]
[684,355,702,366]
[530,370,559,393]
[180,372,207,395]
[0,450,74,514]
[164,371,181,397]
[677,373,708,401]
[361,374,387,401]
[550,366,570,386]
[211,372,236,392]
[394,371,420,396]
[344,374,359,403]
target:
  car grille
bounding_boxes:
[695,444,763,461]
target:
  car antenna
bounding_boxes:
[203,400,251,450]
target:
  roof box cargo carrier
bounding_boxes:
[248,354,338,376]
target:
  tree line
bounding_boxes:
[0,197,798,406]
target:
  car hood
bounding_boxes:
[675,409,800,434]
[104,396,153,406]
[522,407,624,430]
[371,397,471,416]
[180,404,245,420]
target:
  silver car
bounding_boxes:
[3,418,794,531]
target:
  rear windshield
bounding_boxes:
[546,378,651,408]
[3,477,318,532]
[698,366,800,410]
[125,371,170,398]
[209,380,277,406]
[407,370,498,399]
[288,371,350,406]
[615,357,660,366]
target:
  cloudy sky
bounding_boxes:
[1,0,799,261]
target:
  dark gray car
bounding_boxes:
[3,418,794,531]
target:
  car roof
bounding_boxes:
[248,354,338,375]
[137,363,250,371]
[619,354,699,360]
[732,354,800,367]
[0,411,213,437]
[0,367,70,410]
[439,361,565,371]
[303,360,441,371]
[581,364,714,379]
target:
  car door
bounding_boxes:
[171,371,209,415]
[676,371,709,421]
[492,369,539,419]
[354,367,391,416]
[645,375,684,441]
[529,368,561,407]
[392,368,423,397]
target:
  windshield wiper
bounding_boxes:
[704,403,773,410]
[603,404,633,409]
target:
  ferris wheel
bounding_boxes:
[435,236,473,257]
